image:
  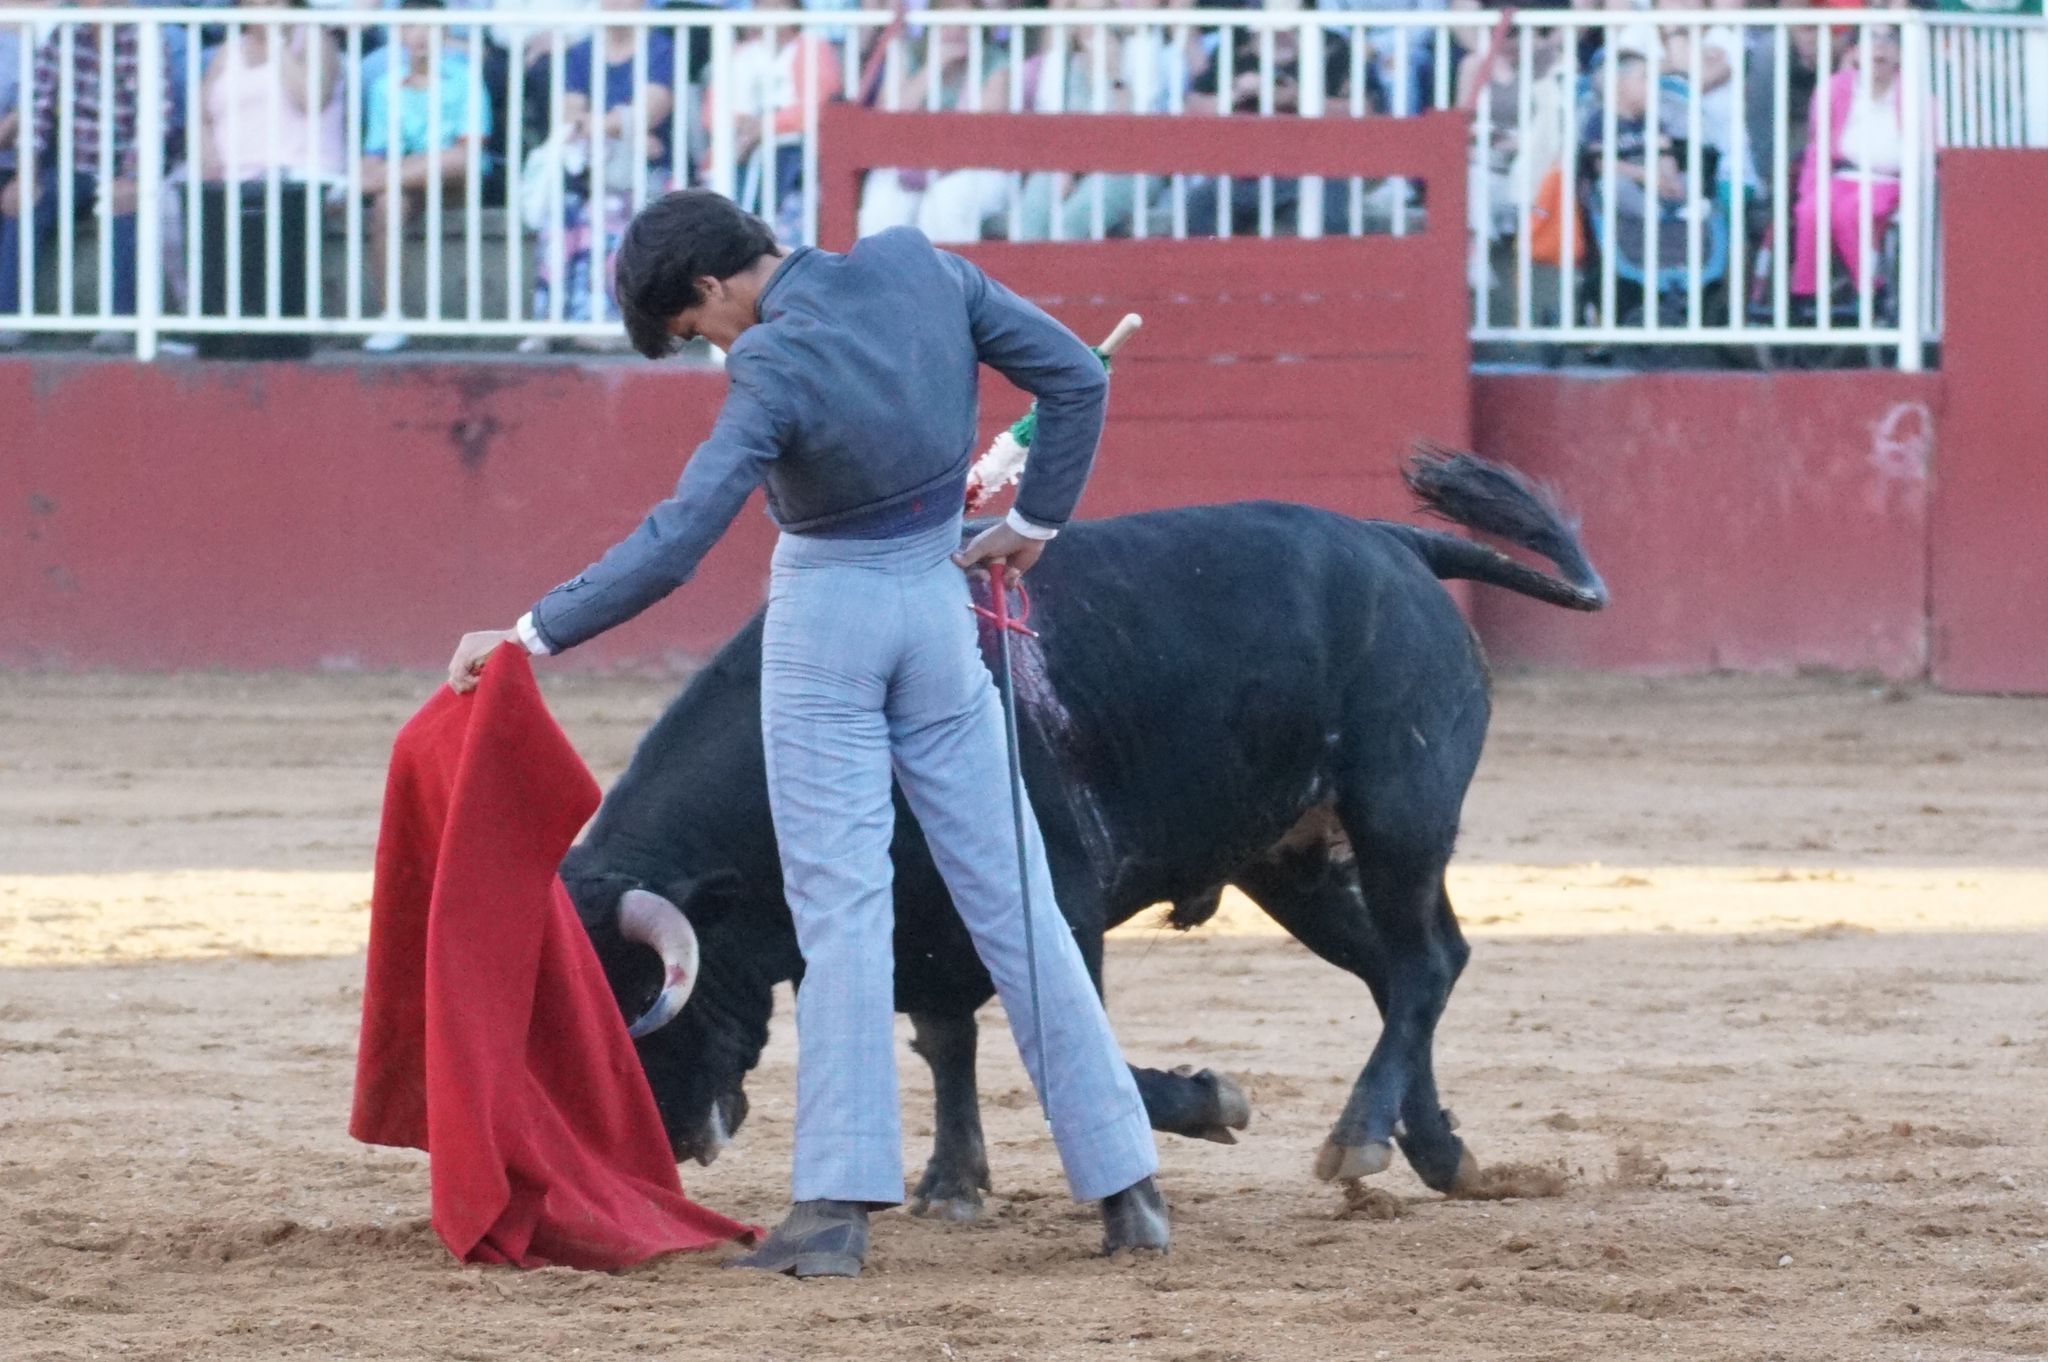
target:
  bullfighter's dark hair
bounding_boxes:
[615,190,780,360]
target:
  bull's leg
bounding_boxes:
[905,1007,991,1220]
[1063,876,1252,1146]
[1236,840,1476,1195]
[1322,818,1473,1193]
[1385,882,1473,1193]
[907,1010,992,1220]
[1130,1064,1253,1144]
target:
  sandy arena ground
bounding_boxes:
[2,670,2045,1362]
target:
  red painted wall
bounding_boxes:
[0,344,1462,672]
[7,359,1951,678]
[1928,150,2048,694]
[3,360,770,671]
[1470,371,1941,679]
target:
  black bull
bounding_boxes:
[562,451,1606,1214]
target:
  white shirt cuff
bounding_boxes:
[514,612,553,656]
[1005,508,1058,541]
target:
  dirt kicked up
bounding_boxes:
[3,672,2045,1362]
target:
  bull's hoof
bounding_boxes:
[1314,1138,1393,1183]
[1446,1147,1487,1198]
[1396,1127,1475,1195]
[908,1191,984,1222]
[909,1158,989,1222]
[1101,1176,1170,1257]
[1172,1065,1252,1144]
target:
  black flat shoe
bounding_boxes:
[727,1199,870,1279]
[1100,1176,1170,1255]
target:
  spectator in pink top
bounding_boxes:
[1790,25,1907,301]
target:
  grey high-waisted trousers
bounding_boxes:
[762,515,1156,1205]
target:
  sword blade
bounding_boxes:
[989,567,1051,1129]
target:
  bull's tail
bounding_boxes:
[1394,444,1609,612]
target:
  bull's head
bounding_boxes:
[564,857,778,1168]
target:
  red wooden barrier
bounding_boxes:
[1928,150,2048,693]
[822,107,1474,523]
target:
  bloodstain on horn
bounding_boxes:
[617,888,700,1039]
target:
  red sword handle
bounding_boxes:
[970,561,1037,638]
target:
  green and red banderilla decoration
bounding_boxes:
[964,313,1143,514]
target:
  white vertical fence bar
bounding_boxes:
[1434,24,1451,111]
[225,21,244,321]
[133,20,162,359]
[265,21,284,321]
[381,22,403,325]
[683,19,702,195]
[344,24,363,323]
[505,24,526,330]
[546,27,566,326]
[708,22,735,201]
[425,26,444,327]
[1642,33,1661,335]
[1897,18,1927,374]
[1684,23,1703,332]
[1133,21,1154,242]
[1514,22,1533,331]
[1814,21,1832,332]
[1391,27,1409,237]
[466,26,486,324]
[95,22,112,325]
[1854,25,1874,336]
[1727,23,1747,337]
[1474,65,1492,329]
[10,21,28,324]
[1559,22,1579,332]
[1347,25,1366,238]
[1090,20,1108,241]
[1216,21,1233,240]
[57,23,75,320]
[797,27,828,247]
[965,20,982,111]
[1771,23,1789,331]
[1297,17,1325,241]
[1599,34,1617,330]
[583,23,604,327]
[630,26,648,216]
[307,21,326,327]
[1255,25,1274,240]
[1003,21,1022,244]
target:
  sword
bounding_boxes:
[973,563,1050,1124]
[966,313,1141,1130]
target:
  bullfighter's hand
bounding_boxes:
[954,522,1047,577]
[448,628,519,694]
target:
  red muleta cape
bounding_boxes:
[349,645,756,1269]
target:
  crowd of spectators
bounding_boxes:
[0,0,1943,356]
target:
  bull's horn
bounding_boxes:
[617,888,699,1039]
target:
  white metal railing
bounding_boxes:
[0,7,2040,366]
